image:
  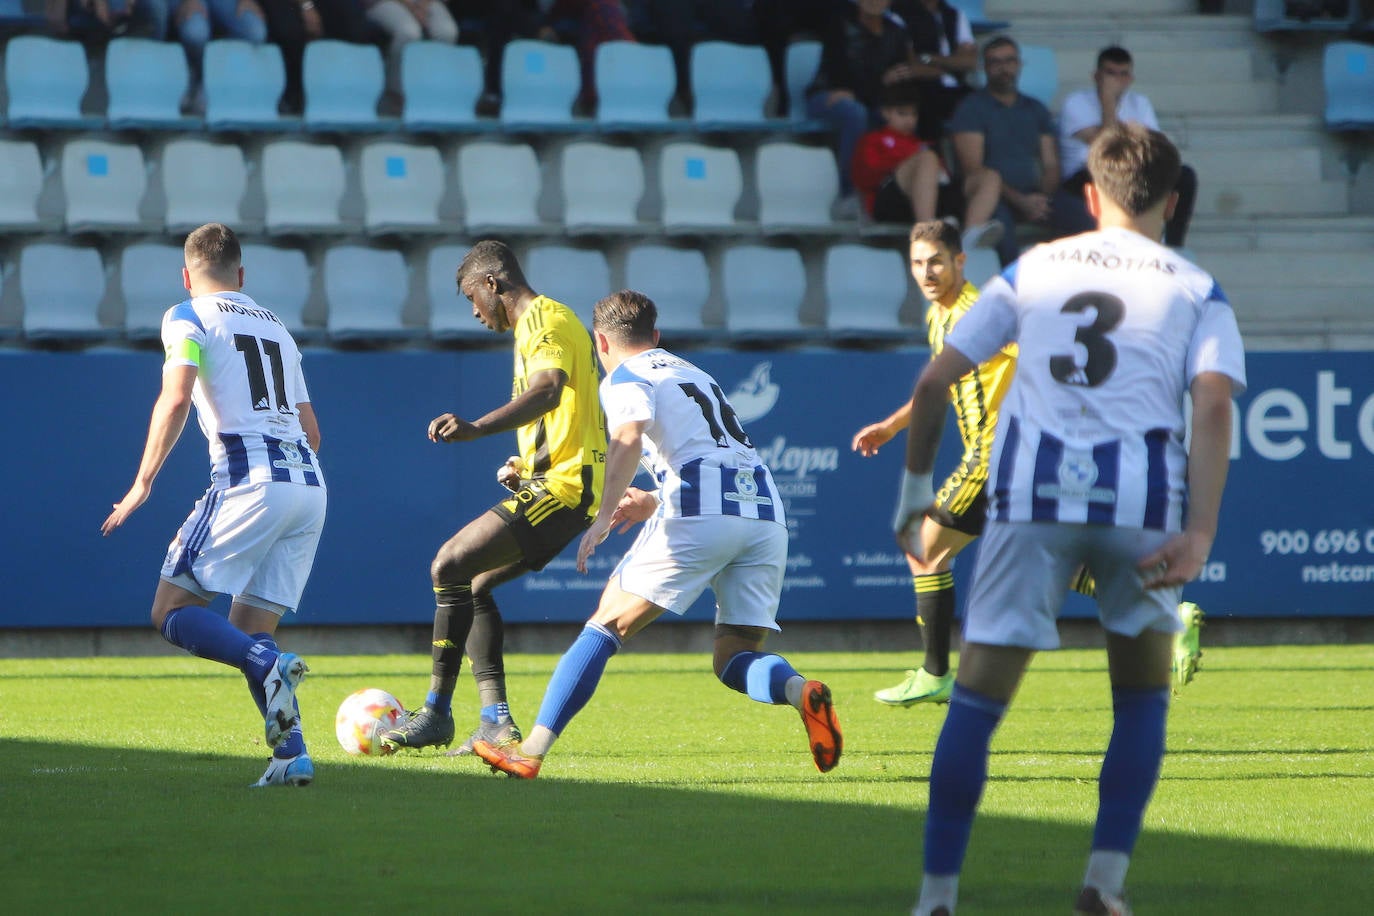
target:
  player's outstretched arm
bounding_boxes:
[1138,371,1234,589]
[577,419,648,573]
[102,365,196,536]
[895,346,975,555]
[430,368,568,443]
[852,401,912,457]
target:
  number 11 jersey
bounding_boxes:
[161,291,323,491]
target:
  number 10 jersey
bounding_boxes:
[161,291,323,491]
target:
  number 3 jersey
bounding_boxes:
[946,227,1245,531]
[161,291,324,491]
[601,348,784,526]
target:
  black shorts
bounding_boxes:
[925,460,988,537]
[489,481,592,571]
[871,175,966,225]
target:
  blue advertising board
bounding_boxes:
[1,348,1370,628]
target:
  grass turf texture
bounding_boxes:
[2,645,1371,914]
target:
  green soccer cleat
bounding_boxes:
[874,668,954,706]
[1173,602,1204,690]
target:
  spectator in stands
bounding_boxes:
[260,0,371,115]
[1052,46,1198,248]
[547,0,635,112]
[806,0,918,217]
[749,0,843,119]
[360,0,458,99]
[947,35,1058,266]
[852,82,1002,250]
[890,0,976,141]
[172,0,269,114]
[46,0,170,41]
[627,0,758,113]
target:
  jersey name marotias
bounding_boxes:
[947,228,1246,531]
[512,296,605,517]
[161,291,323,490]
[926,280,1016,466]
[602,348,784,525]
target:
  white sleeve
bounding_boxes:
[160,301,206,370]
[1058,90,1100,141]
[292,352,311,405]
[1188,282,1247,395]
[945,275,1019,366]
[601,375,655,433]
[955,12,974,46]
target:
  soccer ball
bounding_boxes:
[335,688,406,756]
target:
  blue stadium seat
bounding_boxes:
[623,245,718,342]
[427,243,490,342]
[755,141,838,234]
[204,40,289,131]
[560,140,645,235]
[1324,41,1374,131]
[60,138,151,234]
[962,247,1001,288]
[524,245,611,328]
[324,245,413,341]
[161,138,252,235]
[0,139,55,233]
[691,41,772,129]
[659,142,744,234]
[500,39,581,128]
[823,244,910,343]
[359,141,449,235]
[20,242,110,341]
[457,140,547,234]
[260,140,349,235]
[1017,43,1059,109]
[401,41,483,132]
[120,242,188,341]
[947,0,1009,33]
[1255,0,1358,32]
[106,37,197,130]
[595,41,678,130]
[784,40,821,122]
[721,245,811,341]
[4,35,101,129]
[240,244,315,337]
[303,40,389,132]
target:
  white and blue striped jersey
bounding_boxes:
[601,348,784,525]
[946,228,1245,531]
[161,291,324,491]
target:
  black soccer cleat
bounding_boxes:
[380,706,455,751]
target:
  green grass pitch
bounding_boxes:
[2,645,1371,914]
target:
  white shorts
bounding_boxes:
[161,481,327,613]
[612,514,787,631]
[963,520,1183,650]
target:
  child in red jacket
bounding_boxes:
[852,84,1002,249]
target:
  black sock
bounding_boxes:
[428,584,474,706]
[466,591,507,708]
[914,571,955,676]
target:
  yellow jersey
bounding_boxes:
[512,296,606,517]
[925,280,1017,466]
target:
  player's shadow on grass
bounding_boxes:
[5,740,1372,915]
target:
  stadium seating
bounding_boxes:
[823,244,910,342]
[427,244,489,342]
[755,142,839,234]
[303,40,387,132]
[120,242,187,341]
[1254,0,1358,32]
[560,141,645,234]
[1323,41,1374,131]
[623,244,717,341]
[323,245,411,341]
[0,139,54,234]
[659,143,745,234]
[260,140,348,235]
[1017,43,1059,109]
[240,244,314,336]
[457,141,547,233]
[595,41,677,130]
[962,247,1001,288]
[948,0,1010,32]
[784,41,822,122]
[4,35,100,130]
[359,141,448,235]
[721,244,810,340]
[401,41,483,132]
[106,38,196,130]
[691,41,773,128]
[161,138,251,235]
[204,40,288,131]
[61,139,150,234]
[524,245,612,328]
[20,242,109,340]
[500,39,580,128]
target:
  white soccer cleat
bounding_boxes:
[261,652,308,749]
[251,753,314,788]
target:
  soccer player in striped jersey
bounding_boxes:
[853,220,1015,706]
[382,240,606,755]
[898,124,1245,916]
[473,289,843,779]
[101,223,325,788]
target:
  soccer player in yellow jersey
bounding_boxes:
[853,220,1015,706]
[384,240,607,753]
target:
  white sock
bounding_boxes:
[520,724,558,758]
[914,873,958,915]
[784,675,805,709]
[1083,850,1130,897]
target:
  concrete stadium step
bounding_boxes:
[1193,250,1374,297]
[1053,47,1257,85]
[1192,178,1349,217]
[1189,216,1374,251]
[1007,16,1262,52]
[1164,114,1334,150]
[988,0,1197,17]
[1186,147,1324,184]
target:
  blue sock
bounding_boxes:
[161,607,268,675]
[925,684,1007,875]
[480,701,511,724]
[244,632,276,716]
[1093,686,1170,854]
[718,651,799,704]
[424,691,452,716]
[275,721,306,759]
[534,622,621,736]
